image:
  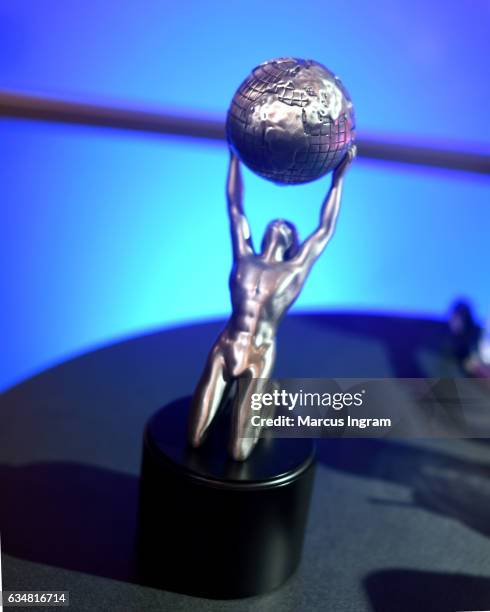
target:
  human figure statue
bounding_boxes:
[188,144,357,460]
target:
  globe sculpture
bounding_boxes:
[227,57,356,185]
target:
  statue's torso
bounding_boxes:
[228,255,305,340]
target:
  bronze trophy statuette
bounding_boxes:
[137,58,356,599]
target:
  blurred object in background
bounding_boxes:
[449,300,490,379]
[478,317,490,366]
[448,300,481,363]
[466,316,490,379]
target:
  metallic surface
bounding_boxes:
[188,146,356,460]
[1,89,489,174]
[227,58,355,184]
[466,317,490,378]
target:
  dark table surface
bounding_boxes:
[2,312,490,612]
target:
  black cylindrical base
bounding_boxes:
[137,396,315,599]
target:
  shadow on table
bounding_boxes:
[0,462,140,583]
[302,312,453,379]
[364,568,490,612]
[2,452,490,609]
[0,461,302,611]
[316,438,490,538]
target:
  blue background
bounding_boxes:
[1,0,489,390]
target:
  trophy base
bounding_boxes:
[137,396,315,599]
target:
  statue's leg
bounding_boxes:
[188,344,229,448]
[229,345,275,461]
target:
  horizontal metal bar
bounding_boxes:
[1,89,489,175]
[0,90,225,140]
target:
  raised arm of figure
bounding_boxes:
[294,144,356,270]
[227,151,254,260]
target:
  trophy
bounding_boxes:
[449,301,490,379]
[138,58,356,598]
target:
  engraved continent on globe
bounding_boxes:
[227,57,356,185]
